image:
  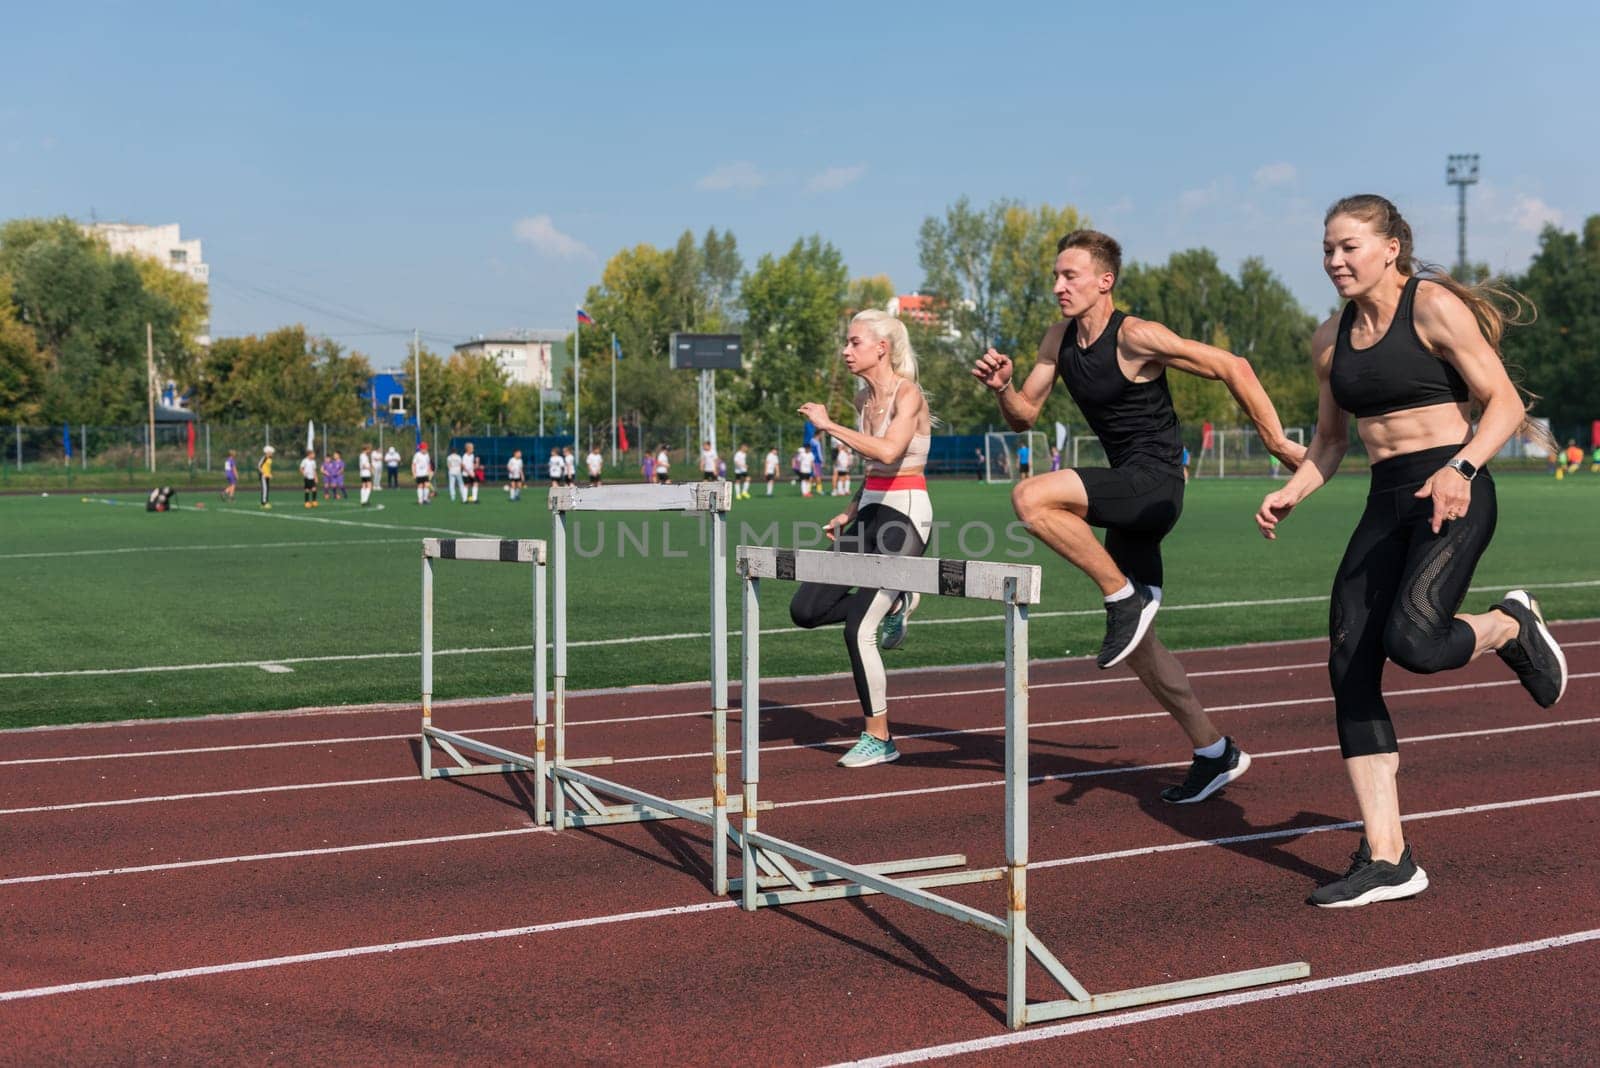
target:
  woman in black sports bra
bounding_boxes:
[1255,194,1567,909]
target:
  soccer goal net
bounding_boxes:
[983,430,1049,484]
[1191,426,1307,478]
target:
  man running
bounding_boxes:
[972,229,1305,803]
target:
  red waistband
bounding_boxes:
[864,474,927,492]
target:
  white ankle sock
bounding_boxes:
[1104,580,1135,603]
[1195,737,1228,759]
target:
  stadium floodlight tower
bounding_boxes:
[670,333,743,457]
[1446,153,1480,276]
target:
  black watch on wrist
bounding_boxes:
[1446,458,1478,482]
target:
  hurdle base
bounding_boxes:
[550,764,768,828]
[1023,961,1311,1025]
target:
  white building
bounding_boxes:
[85,222,210,346]
[453,330,568,388]
[85,222,209,285]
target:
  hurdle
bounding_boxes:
[546,481,763,896]
[420,537,566,825]
[734,546,1311,1030]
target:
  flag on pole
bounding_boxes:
[63,423,73,459]
[618,420,630,452]
[612,335,622,359]
[186,421,196,460]
[1054,421,1068,452]
[576,308,595,325]
[306,419,316,454]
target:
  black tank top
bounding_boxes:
[1330,277,1470,418]
[1057,311,1182,470]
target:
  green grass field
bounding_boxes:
[2,472,1597,730]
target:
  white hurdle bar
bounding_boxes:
[420,538,556,825]
[734,545,1310,1030]
[547,481,764,897]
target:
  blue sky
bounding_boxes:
[4,1,1592,367]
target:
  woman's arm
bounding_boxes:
[798,385,925,465]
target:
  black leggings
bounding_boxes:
[789,499,929,719]
[1330,444,1497,757]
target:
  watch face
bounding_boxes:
[1452,459,1477,478]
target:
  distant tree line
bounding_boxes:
[3,207,1594,440]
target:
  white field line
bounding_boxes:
[85,495,502,540]
[0,790,1595,1005]
[0,656,1348,766]
[836,927,1600,1067]
[7,580,1599,681]
[0,537,419,561]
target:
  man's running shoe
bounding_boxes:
[1160,737,1251,804]
[1309,838,1429,908]
[879,592,920,651]
[1097,580,1159,669]
[1493,590,1567,707]
[837,732,900,768]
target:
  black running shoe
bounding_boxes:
[1160,737,1252,804]
[1493,590,1568,708]
[1097,580,1159,669]
[1309,838,1429,908]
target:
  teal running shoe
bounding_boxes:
[837,732,900,768]
[879,591,920,651]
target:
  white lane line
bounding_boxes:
[9,583,1597,680]
[836,928,1600,1067]
[1,792,1595,1004]
[0,827,549,886]
[86,495,500,540]
[0,900,739,1004]
[11,646,1600,766]
[783,717,1600,809]
[3,697,1594,824]
[0,537,419,561]
[0,658,1343,766]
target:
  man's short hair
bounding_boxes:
[1056,230,1122,286]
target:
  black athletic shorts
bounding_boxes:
[1077,464,1185,589]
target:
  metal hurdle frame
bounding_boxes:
[734,546,1311,1030]
[546,480,762,897]
[420,537,556,824]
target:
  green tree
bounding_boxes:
[0,282,47,423]
[1503,216,1600,436]
[1,217,189,424]
[740,236,850,425]
[195,326,371,426]
[915,198,1088,431]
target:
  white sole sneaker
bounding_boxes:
[1314,867,1430,909]
[1167,749,1252,805]
[1503,589,1568,705]
[1100,589,1161,670]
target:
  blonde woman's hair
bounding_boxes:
[850,309,919,383]
[1325,193,1553,451]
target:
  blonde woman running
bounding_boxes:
[794,310,933,768]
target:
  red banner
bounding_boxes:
[186,421,195,460]
[1201,421,1214,450]
[618,420,631,453]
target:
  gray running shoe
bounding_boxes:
[1493,590,1568,707]
[1310,838,1429,908]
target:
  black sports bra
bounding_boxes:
[1329,276,1470,418]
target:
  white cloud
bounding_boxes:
[805,164,867,193]
[1178,181,1221,212]
[1510,195,1562,234]
[511,215,594,259]
[695,161,768,192]
[1253,161,1297,188]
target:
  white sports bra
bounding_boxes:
[860,379,931,477]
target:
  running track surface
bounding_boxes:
[3,626,1597,1065]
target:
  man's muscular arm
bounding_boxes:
[1120,318,1306,470]
[971,321,1066,432]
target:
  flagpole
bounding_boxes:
[573,312,581,450]
[610,332,618,467]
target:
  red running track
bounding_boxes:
[1,627,1597,1065]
